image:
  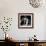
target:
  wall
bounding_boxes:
[0,0,46,40]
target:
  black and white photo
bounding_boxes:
[18,13,34,28]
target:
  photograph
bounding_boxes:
[18,13,34,28]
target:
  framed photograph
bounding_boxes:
[18,13,34,28]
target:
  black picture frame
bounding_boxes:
[18,13,34,29]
